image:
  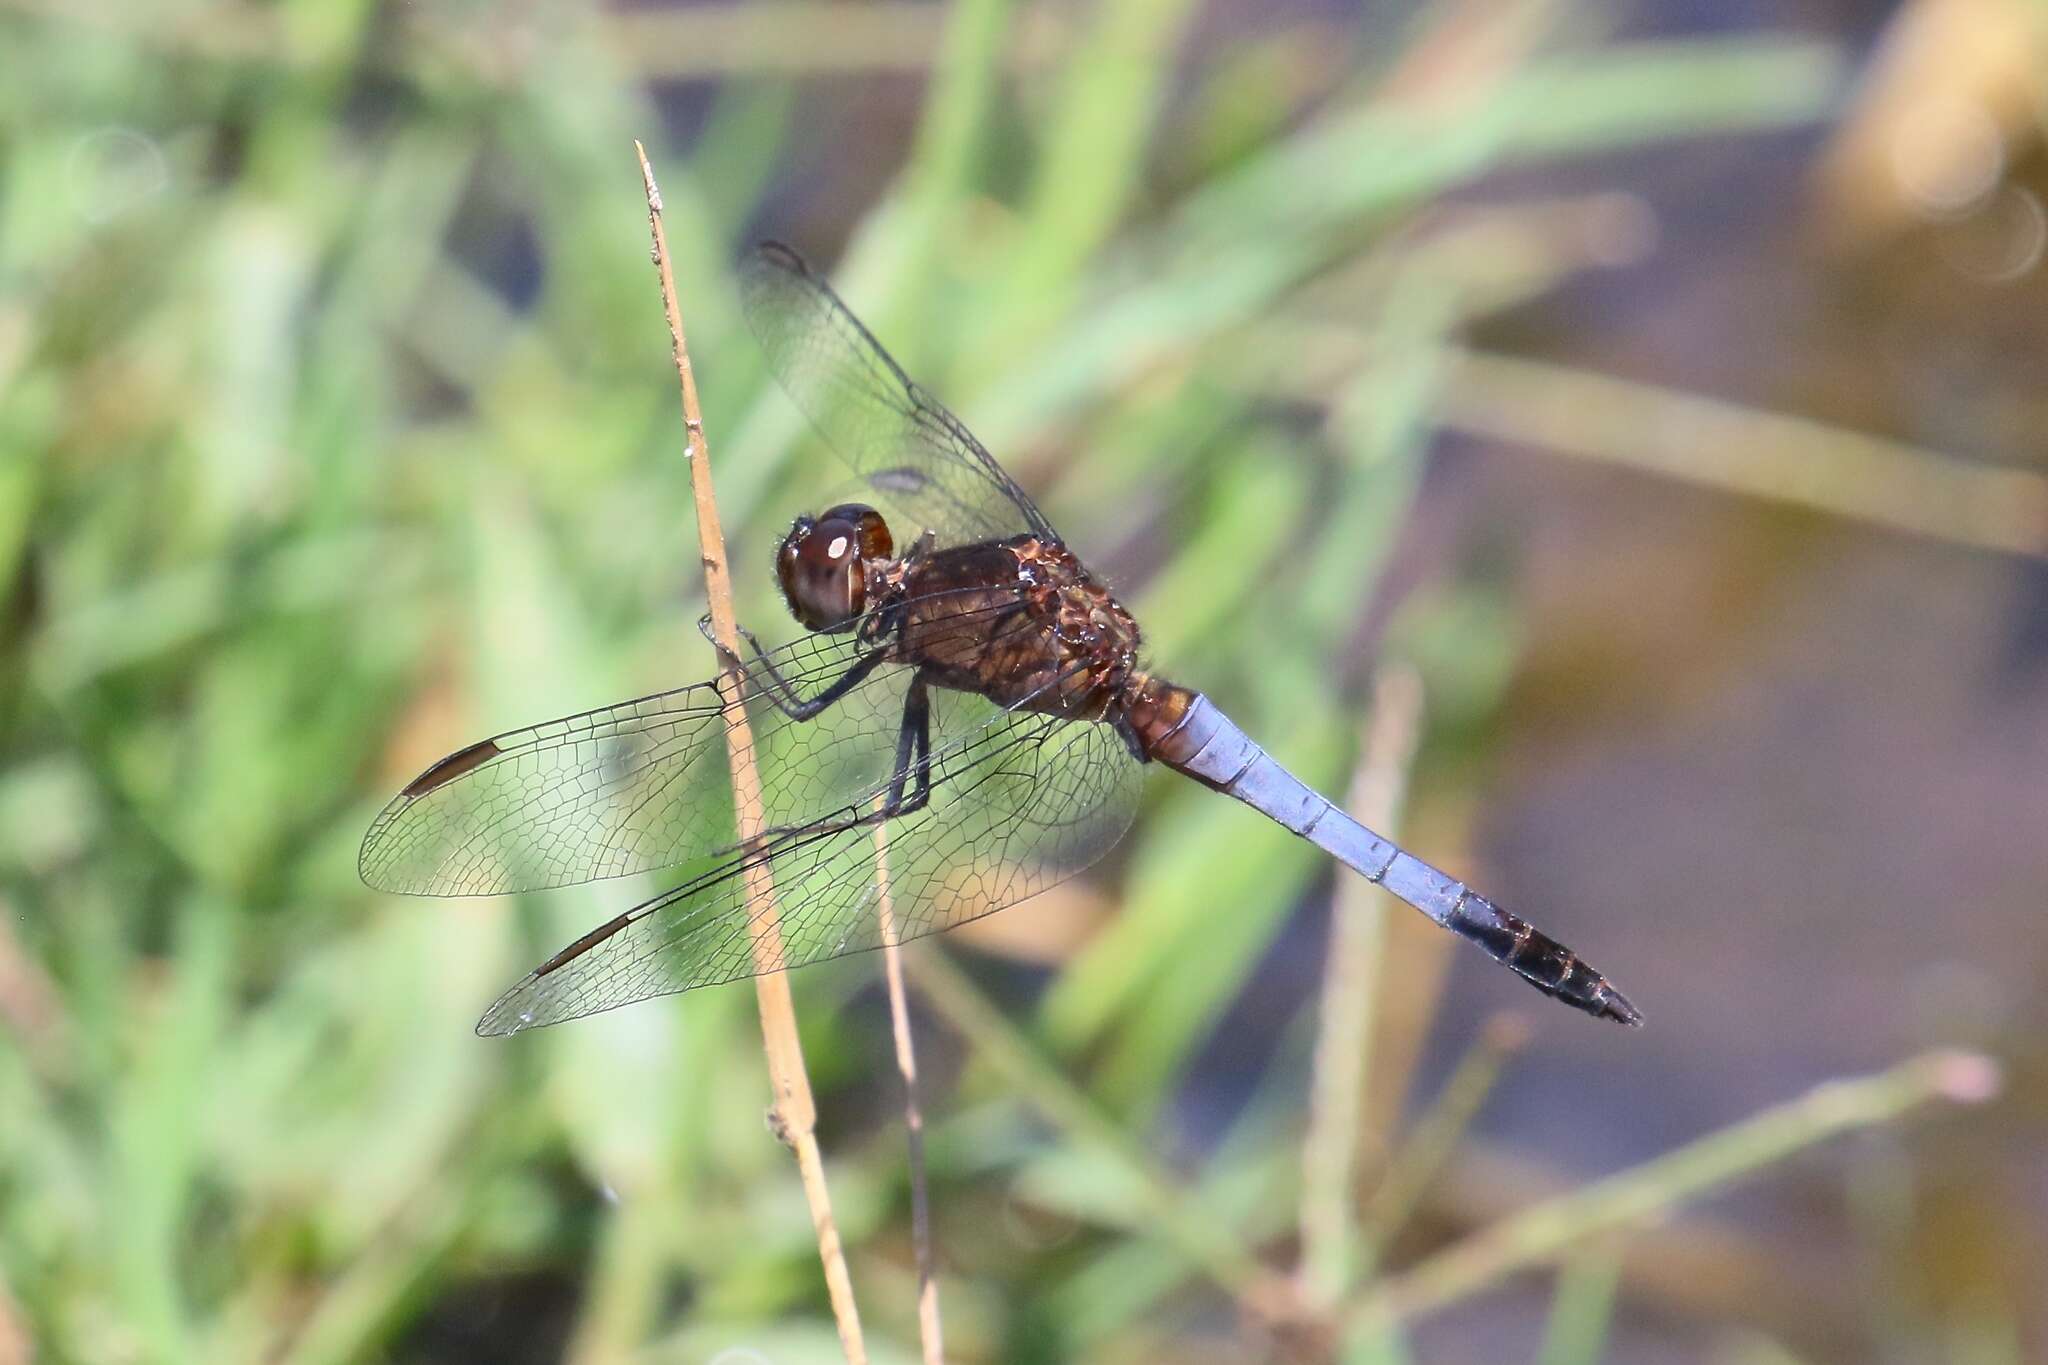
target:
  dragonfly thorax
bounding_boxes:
[777,502,894,631]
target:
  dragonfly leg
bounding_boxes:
[697,610,741,661]
[757,648,887,721]
[699,613,889,721]
[753,673,934,848]
[880,673,934,816]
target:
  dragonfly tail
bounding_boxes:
[1135,684,1642,1026]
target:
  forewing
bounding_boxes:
[476,700,1142,1034]
[739,241,1056,549]
[359,596,1016,896]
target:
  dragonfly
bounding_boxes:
[360,242,1641,1035]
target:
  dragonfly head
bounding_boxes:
[777,502,895,632]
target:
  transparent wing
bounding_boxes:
[359,593,1018,897]
[739,241,1057,549]
[475,699,1142,1034]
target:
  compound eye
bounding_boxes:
[776,514,867,630]
[809,518,859,569]
[818,502,894,561]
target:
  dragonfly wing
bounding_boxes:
[739,241,1057,549]
[358,596,1019,896]
[476,700,1142,1033]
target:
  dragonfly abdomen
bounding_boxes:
[1129,682,1642,1026]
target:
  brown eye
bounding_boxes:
[777,510,880,631]
[818,502,893,561]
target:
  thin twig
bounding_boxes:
[1345,1049,2001,1333]
[874,813,945,1364]
[635,141,867,1364]
[1297,665,1424,1310]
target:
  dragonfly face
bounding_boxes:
[358,241,1642,1035]
[776,502,895,632]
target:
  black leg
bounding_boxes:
[699,612,887,721]
[881,673,934,817]
[754,648,886,721]
[755,672,936,847]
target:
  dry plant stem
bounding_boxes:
[873,814,945,1365]
[635,141,867,1365]
[1297,665,1424,1310]
[1345,1049,2000,1332]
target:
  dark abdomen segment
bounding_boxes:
[1131,682,1641,1026]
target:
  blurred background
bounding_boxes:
[3,0,2045,1361]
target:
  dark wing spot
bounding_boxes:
[536,910,637,978]
[400,738,502,798]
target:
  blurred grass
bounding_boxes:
[0,0,2013,1361]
